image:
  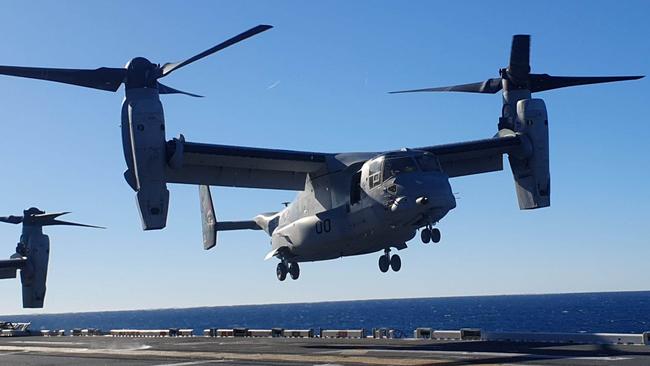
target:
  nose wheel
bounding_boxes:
[378,249,401,273]
[277,261,300,281]
[421,226,441,244]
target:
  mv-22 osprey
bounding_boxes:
[0,208,102,308]
[0,26,642,281]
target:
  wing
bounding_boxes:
[165,132,524,190]
[166,140,332,190]
[0,257,27,279]
[418,132,525,178]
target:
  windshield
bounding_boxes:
[383,157,419,179]
[367,157,383,189]
[415,153,441,172]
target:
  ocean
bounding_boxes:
[2,291,649,335]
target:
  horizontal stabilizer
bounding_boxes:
[216,221,261,231]
[199,185,264,250]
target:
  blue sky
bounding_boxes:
[0,0,648,314]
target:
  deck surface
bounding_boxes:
[1,336,650,365]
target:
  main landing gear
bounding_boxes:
[420,225,441,244]
[378,249,401,273]
[276,261,300,281]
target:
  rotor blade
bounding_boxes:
[529,74,644,93]
[0,216,23,224]
[389,78,503,94]
[158,82,203,97]
[507,34,531,81]
[160,24,273,77]
[0,66,126,92]
[33,212,70,220]
[45,219,105,229]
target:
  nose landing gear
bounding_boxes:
[378,249,401,273]
[420,225,441,244]
[277,260,300,281]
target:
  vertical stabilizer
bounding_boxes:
[199,185,217,250]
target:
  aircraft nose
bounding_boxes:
[419,173,456,211]
[417,191,455,211]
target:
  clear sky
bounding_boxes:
[0,0,648,315]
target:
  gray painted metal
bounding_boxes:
[0,208,102,308]
[180,34,640,279]
[0,30,642,280]
[0,25,274,230]
[199,185,217,250]
[510,99,550,209]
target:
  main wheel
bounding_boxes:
[378,255,390,273]
[390,254,401,272]
[420,228,431,244]
[431,228,441,243]
[276,263,287,281]
[289,262,300,280]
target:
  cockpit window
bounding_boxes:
[415,153,442,172]
[368,159,382,175]
[383,157,419,179]
[368,158,383,189]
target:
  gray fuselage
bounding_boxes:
[259,150,456,262]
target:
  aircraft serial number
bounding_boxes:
[315,219,331,234]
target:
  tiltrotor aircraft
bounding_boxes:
[0,27,642,281]
[0,208,102,308]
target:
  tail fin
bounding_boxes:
[508,99,550,209]
[199,185,263,251]
[199,185,217,250]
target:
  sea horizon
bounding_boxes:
[2,290,649,335]
[4,289,649,317]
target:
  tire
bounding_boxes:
[276,263,287,281]
[390,254,401,272]
[431,228,441,243]
[378,255,390,273]
[420,228,431,244]
[289,262,300,280]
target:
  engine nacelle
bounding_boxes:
[509,98,550,209]
[121,88,169,230]
[19,232,49,308]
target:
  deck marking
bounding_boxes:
[319,348,633,362]
[8,340,87,345]
[151,360,227,366]
[0,350,28,356]
[0,344,448,365]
